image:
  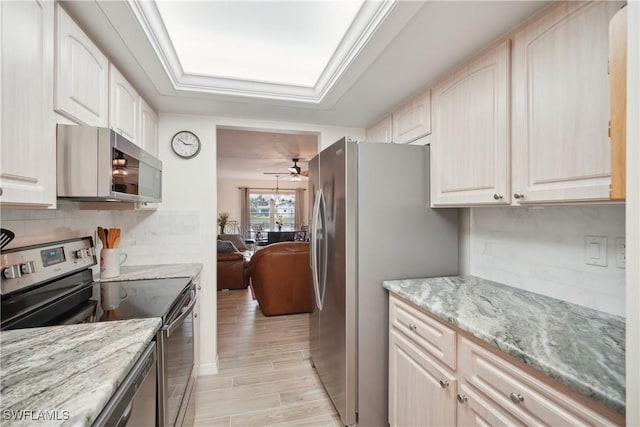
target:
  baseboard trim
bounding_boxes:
[197,358,219,376]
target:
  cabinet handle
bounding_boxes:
[493,193,503,200]
[510,392,524,404]
[197,285,202,290]
[439,379,450,388]
[513,192,525,199]
[457,394,468,403]
[194,312,198,318]
[408,323,417,331]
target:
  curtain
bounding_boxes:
[239,187,250,238]
[295,188,305,229]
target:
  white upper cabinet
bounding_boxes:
[366,115,393,143]
[109,64,139,145]
[55,4,108,127]
[392,89,431,144]
[0,0,56,207]
[431,41,511,206]
[139,96,158,156]
[511,1,622,204]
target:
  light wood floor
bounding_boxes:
[193,289,341,427]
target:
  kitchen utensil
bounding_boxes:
[97,227,107,248]
[0,229,15,249]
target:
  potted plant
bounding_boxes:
[217,212,230,234]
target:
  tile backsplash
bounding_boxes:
[468,205,625,316]
[1,203,203,273]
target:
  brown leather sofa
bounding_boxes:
[217,236,251,290]
[248,241,313,316]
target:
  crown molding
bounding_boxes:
[128,0,397,105]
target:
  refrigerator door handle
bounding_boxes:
[310,189,325,310]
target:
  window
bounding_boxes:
[249,191,296,236]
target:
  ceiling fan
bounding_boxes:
[264,158,309,180]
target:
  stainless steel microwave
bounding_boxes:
[57,125,162,203]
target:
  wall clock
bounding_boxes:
[171,130,201,159]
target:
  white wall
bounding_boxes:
[217,178,309,231]
[161,113,363,373]
[466,205,625,316]
[625,1,639,423]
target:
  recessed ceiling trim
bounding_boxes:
[128,0,397,104]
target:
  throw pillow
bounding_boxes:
[218,234,249,251]
[217,240,239,253]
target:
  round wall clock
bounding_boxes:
[171,130,201,159]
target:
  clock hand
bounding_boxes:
[178,138,195,146]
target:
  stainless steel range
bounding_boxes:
[1,237,197,427]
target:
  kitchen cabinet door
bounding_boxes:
[511,1,622,204]
[139,96,158,156]
[609,6,627,201]
[392,89,431,144]
[55,4,108,127]
[109,64,139,145]
[389,329,456,427]
[431,40,511,206]
[0,0,56,207]
[365,115,393,142]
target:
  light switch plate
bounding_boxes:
[584,236,607,267]
[615,237,626,269]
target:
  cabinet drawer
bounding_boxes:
[389,295,456,369]
[459,337,619,426]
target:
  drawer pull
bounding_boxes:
[408,323,417,331]
[439,379,450,388]
[510,392,524,404]
[457,394,468,403]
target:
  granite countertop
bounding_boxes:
[97,263,202,282]
[383,275,625,415]
[0,318,161,426]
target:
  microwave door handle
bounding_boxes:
[163,291,197,337]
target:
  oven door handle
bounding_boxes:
[163,291,197,338]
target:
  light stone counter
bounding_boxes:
[383,275,625,415]
[0,318,161,426]
[97,263,202,282]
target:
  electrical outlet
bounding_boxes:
[615,238,626,269]
[584,236,607,267]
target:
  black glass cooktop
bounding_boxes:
[100,277,192,322]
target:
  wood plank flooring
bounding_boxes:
[193,289,341,427]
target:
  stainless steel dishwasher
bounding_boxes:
[92,341,157,427]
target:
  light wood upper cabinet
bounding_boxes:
[109,64,139,145]
[511,1,622,204]
[365,115,393,142]
[0,0,56,207]
[55,4,108,127]
[609,6,627,201]
[139,96,158,156]
[431,40,511,207]
[392,89,431,144]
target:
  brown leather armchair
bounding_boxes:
[248,241,313,316]
[217,239,250,290]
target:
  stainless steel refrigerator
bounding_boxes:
[308,138,458,427]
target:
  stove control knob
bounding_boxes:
[87,247,96,256]
[75,249,88,259]
[2,265,21,279]
[20,261,36,274]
